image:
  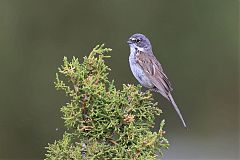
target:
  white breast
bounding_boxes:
[129,51,154,88]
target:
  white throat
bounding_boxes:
[129,45,145,54]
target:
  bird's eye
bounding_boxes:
[136,39,141,43]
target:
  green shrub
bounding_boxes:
[45,44,169,160]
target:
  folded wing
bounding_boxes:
[136,51,173,98]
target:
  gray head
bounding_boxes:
[127,33,152,51]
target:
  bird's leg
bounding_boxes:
[138,88,143,94]
[138,87,149,94]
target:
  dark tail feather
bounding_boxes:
[168,94,187,128]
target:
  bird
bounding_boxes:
[127,33,187,128]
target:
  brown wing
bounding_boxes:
[136,51,187,127]
[136,51,173,94]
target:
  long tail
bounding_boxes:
[168,94,187,128]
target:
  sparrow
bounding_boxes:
[127,33,187,127]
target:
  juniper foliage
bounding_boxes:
[45,44,169,160]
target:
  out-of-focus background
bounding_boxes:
[0,0,238,159]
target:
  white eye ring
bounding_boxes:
[130,38,136,42]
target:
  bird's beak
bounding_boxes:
[127,40,132,44]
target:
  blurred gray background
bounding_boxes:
[0,0,238,159]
